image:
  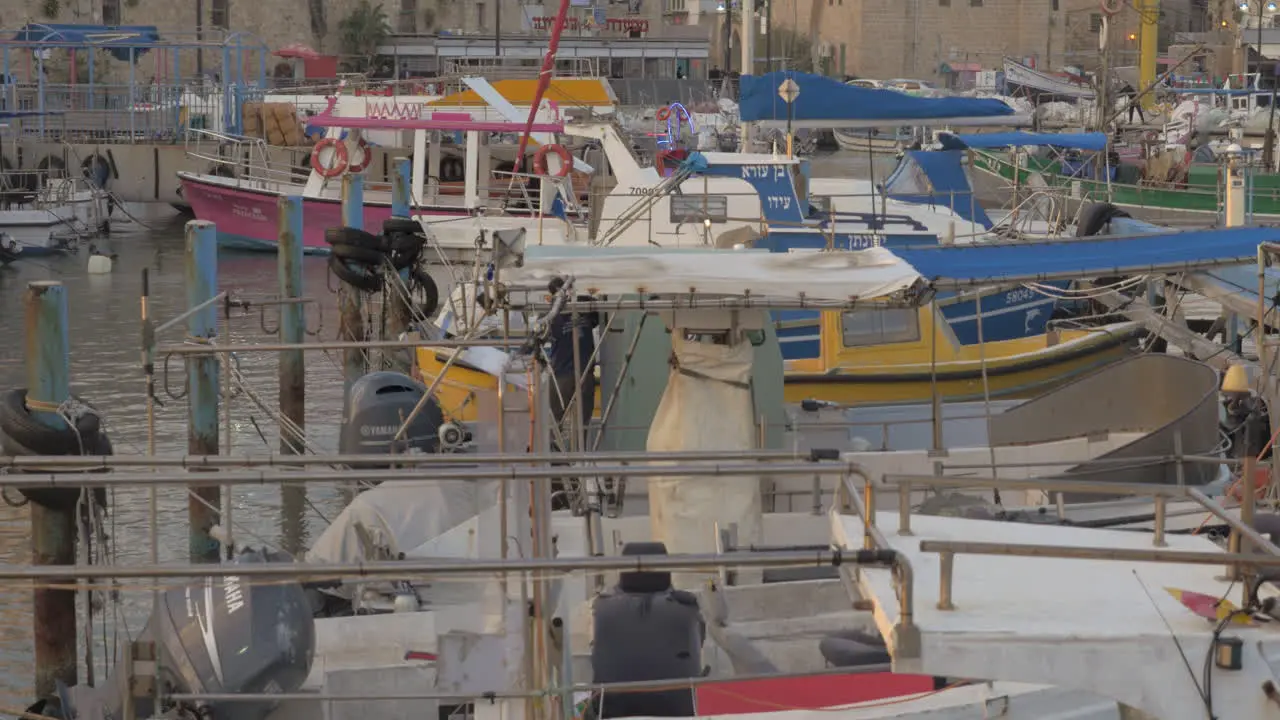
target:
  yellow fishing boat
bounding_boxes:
[415,303,1142,420]
[782,305,1144,406]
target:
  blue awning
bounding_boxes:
[894,227,1276,289]
[937,131,1109,152]
[11,24,161,62]
[739,71,1020,129]
[0,110,65,119]
[884,150,993,229]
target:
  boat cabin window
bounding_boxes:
[840,307,920,347]
[670,194,729,224]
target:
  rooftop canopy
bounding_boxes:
[9,24,162,62]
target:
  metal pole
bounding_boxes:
[740,0,754,150]
[387,158,414,374]
[339,174,367,428]
[277,197,306,455]
[24,281,77,699]
[185,221,220,564]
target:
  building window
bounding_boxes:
[477,2,487,29]
[210,0,229,29]
[1051,0,1059,9]
[102,0,121,25]
[1089,12,1103,31]
[840,308,920,347]
[969,0,982,6]
[939,0,951,7]
[399,0,417,32]
[670,195,729,224]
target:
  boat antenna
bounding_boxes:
[512,0,573,175]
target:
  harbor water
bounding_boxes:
[0,207,349,710]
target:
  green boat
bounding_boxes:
[969,146,1280,223]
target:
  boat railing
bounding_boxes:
[184,127,308,187]
[838,462,1273,613]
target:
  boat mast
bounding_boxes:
[513,0,573,173]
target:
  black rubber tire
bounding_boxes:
[209,164,236,179]
[18,431,111,511]
[325,225,383,250]
[1076,202,1131,238]
[328,256,382,292]
[330,242,386,266]
[411,267,440,317]
[382,217,421,235]
[36,155,66,174]
[0,389,103,456]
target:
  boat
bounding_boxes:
[0,170,109,256]
[177,77,614,253]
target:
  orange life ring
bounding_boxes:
[656,106,673,122]
[532,144,572,177]
[311,138,348,178]
[347,138,372,173]
[1099,0,1122,15]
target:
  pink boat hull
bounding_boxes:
[180,175,476,253]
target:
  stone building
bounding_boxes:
[763,0,1198,81]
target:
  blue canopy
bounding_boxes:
[10,24,161,62]
[884,150,993,229]
[0,110,65,119]
[937,131,1109,152]
[894,227,1276,289]
[739,72,1018,129]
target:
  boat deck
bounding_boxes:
[830,510,1280,720]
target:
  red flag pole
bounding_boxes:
[512,0,572,174]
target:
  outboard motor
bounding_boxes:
[587,542,705,719]
[44,547,315,720]
[338,371,447,462]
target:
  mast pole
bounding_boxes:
[513,0,572,174]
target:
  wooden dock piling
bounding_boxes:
[386,158,414,374]
[184,221,221,563]
[277,197,308,552]
[24,280,77,698]
[339,175,367,418]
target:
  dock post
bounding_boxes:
[278,196,306,455]
[340,174,367,410]
[278,197,308,552]
[185,221,221,563]
[25,280,77,699]
[387,157,414,373]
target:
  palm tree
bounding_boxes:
[338,0,390,73]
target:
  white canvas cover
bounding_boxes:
[508,246,921,302]
[306,479,500,598]
[646,333,762,589]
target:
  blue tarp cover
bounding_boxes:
[739,71,1017,124]
[884,150,993,229]
[0,110,64,119]
[10,24,161,61]
[895,227,1277,289]
[937,131,1109,152]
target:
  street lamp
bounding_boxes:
[778,77,800,158]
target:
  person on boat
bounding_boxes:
[545,278,601,508]
[1120,83,1146,124]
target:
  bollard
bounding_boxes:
[278,197,308,553]
[339,175,367,410]
[386,157,414,373]
[185,221,220,563]
[25,281,77,698]
[277,196,306,455]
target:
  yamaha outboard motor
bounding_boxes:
[44,547,315,720]
[338,371,447,463]
[587,542,705,719]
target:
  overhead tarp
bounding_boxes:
[884,150,993,229]
[507,246,922,302]
[738,71,1021,129]
[893,227,1276,289]
[10,24,161,61]
[937,131,1108,152]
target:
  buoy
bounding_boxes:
[87,254,113,274]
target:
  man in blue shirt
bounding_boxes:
[545,280,601,509]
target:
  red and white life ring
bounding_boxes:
[347,138,372,173]
[532,144,572,177]
[1099,0,1122,16]
[656,106,673,122]
[311,138,348,178]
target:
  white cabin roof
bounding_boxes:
[831,510,1280,720]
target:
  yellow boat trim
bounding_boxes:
[415,347,603,424]
[429,79,617,108]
